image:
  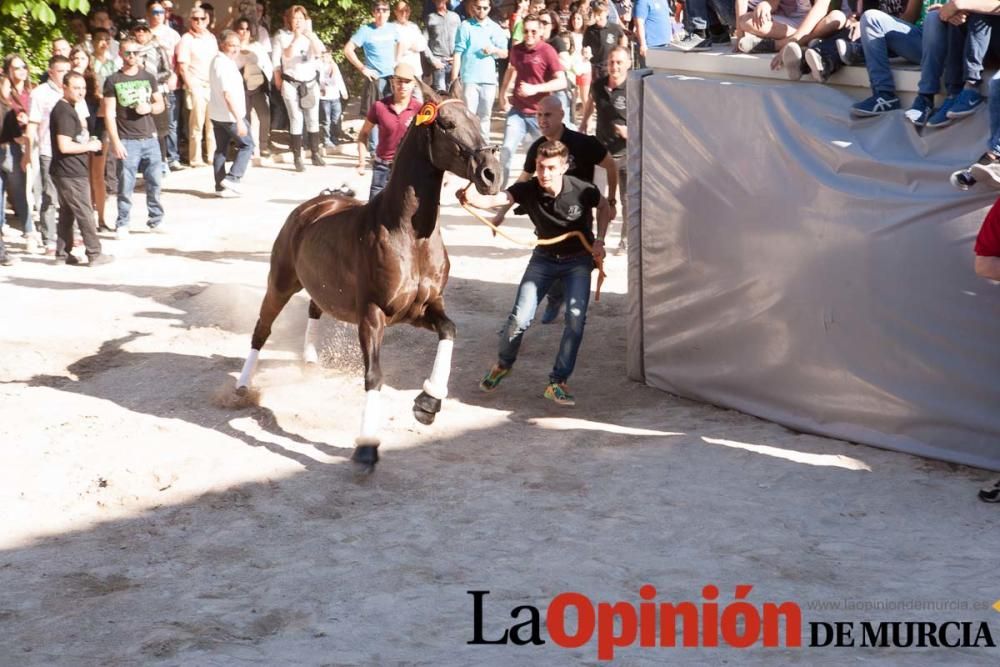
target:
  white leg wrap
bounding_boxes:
[303,316,321,364]
[422,339,453,400]
[237,348,260,389]
[356,390,381,446]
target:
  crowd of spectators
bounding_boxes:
[6,0,1000,266]
[0,0,644,267]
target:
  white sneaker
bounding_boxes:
[781,42,803,81]
[220,178,242,194]
[216,188,240,198]
[25,232,41,254]
[116,226,130,240]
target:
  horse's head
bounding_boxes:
[417,83,502,195]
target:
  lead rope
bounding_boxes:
[458,184,607,301]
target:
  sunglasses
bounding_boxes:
[123,49,140,56]
[191,15,207,21]
[151,9,165,14]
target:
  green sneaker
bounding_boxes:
[543,382,575,406]
[480,364,511,392]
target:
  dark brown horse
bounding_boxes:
[236,86,501,470]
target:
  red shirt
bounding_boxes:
[366,95,421,162]
[975,198,1000,257]
[509,41,563,115]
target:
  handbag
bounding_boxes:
[297,80,317,110]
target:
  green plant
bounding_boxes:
[0,0,86,75]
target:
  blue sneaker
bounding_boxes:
[926,96,956,128]
[851,93,900,118]
[904,95,933,126]
[947,88,984,118]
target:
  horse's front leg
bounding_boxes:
[413,300,456,426]
[353,303,386,470]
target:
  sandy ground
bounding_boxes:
[1,145,999,666]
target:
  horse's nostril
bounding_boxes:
[481,168,496,184]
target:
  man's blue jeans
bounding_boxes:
[860,11,922,95]
[498,249,594,384]
[431,61,453,93]
[860,10,961,96]
[0,143,31,234]
[965,13,1000,83]
[918,12,964,97]
[320,98,343,144]
[988,77,1000,154]
[369,158,391,199]
[368,76,392,155]
[116,136,164,229]
[501,108,541,185]
[212,120,254,189]
[165,90,181,164]
[462,81,497,142]
[685,0,736,32]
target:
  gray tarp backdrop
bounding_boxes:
[627,72,1000,471]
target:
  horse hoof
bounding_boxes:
[235,385,248,397]
[352,445,379,471]
[414,391,442,414]
[413,406,436,425]
[413,391,441,425]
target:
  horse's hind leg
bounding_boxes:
[303,300,322,365]
[412,301,456,425]
[236,283,300,393]
[353,303,387,470]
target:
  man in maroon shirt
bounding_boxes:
[357,62,422,199]
[497,13,567,185]
[974,200,1000,502]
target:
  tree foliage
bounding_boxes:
[0,2,78,76]
[1,0,89,25]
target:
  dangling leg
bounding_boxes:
[353,303,386,470]
[413,300,456,425]
[303,299,322,364]
[237,280,300,394]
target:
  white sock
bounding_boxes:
[422,339,453,399]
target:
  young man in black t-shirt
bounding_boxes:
[583,1,627,79]
[513,95,620,323]
[459,140,612,406]
[104,37,166,237]
[582,46,630,250]
[50,71,112,266]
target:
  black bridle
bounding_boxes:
[424,98,500,167]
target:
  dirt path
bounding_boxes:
[1,154,998,665]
